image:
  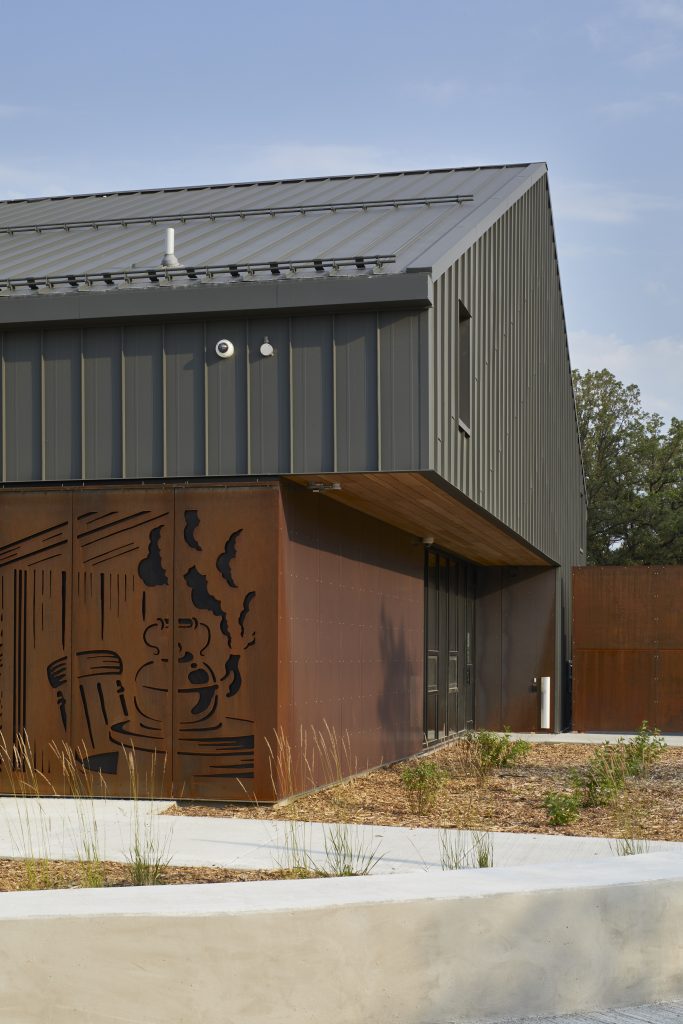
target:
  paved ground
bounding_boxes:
[507,732,683,747]
[0,796,682,871]
[467,1002,683,1022]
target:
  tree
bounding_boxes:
[572,369,682,565]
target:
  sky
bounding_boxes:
[1,0,682,422]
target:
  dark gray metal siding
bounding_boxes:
[0,311,427,483]
[431,175,586,573]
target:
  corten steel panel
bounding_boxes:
[573,567,683,732]
[0,491,73,793]
[655,652,683,733]
[173,488,279,802]
[280,483,423,795]
[573,567,657,650]
[0,484,280,800]
[70,491,174,797]
[572,651,657,732]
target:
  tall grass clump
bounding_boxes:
[266,722,358,807]
[124,749,172,886]
[321,823,384,877]
[55,741,106,887]
[0,733,57,890]
[439,828,494,870]
[400,759,448,814]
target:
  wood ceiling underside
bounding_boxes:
[287,472,551,567]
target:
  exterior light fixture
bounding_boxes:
[215,339,234,359]
[307,482,342,493]
[260,337,274,357]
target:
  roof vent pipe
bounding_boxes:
[161,227,181,268]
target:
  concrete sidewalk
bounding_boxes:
[507,731,683,746]
[0,796,682,872]
[469,1002,683,1022]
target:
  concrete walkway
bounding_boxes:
[469,1002,683,1022]
[0,796,682,872]
[507,731,683,746]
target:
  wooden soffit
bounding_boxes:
[286,471,552,567]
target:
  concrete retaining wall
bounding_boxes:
[0,854,681,1024]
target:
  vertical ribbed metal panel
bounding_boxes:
[431,173,585,578]
[248,316,291,474]
[378,310,423,470]
[291,316,334,473]
[43,328,81,480]
[333,313,378,471]
[123,325,164,478]
[83,327,123,479]
[1,309,423,483]
[164,321,205,477]
[205,319,248,476]
[2,330,41,481]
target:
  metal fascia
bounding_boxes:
[0,273,433,328]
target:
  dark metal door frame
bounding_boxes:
[424,548,475,742]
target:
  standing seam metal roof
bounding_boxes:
[0,164,546,291]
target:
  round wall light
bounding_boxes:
[260,337,274,357]
[216,339,235,359]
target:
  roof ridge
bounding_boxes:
[0,163,536,207]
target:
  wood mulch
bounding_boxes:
[166,741,683,842]
[0,859,297,892]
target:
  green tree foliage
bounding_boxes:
[572,369,682,565]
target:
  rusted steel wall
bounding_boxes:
[573,567,683,732]
[0,484,278,801]
[279,483,424,792]
[475,566,558,731]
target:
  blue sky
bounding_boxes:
[2,0,682,421]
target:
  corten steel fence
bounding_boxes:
[572,566,683,732]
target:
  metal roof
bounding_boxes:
[0,163,546,294]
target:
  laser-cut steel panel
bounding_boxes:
[0,491,73,791]
[0,485,279,801]
[173,487,279,801]
[70,491,174,796]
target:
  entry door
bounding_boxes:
[425,551,475,741]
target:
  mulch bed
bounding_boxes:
[0,859,296,892]
[166,741,683,842]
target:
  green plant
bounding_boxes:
[610,835,651,857]
[55,741,106,888]
[461,727,531,781]
[438,829,494,870]
[124,749,172,886]
[573,742,627,808]
[543,788,581,826]
[0,733,57,890]
[275,820,317,878]
[400,759,448,814]
[320,823,383,876]
[623,722,665,778]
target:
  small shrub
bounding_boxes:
[543,789,581,826]
[462,727,531,781]
[573,742,628,808]
[400,760,448,814]
[623,721,665,778]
